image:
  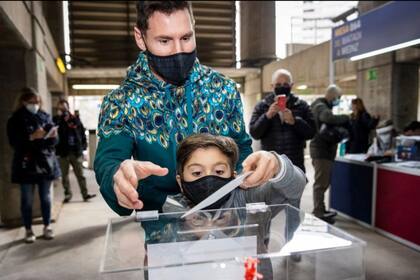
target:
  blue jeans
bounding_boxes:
[20,180,52,230]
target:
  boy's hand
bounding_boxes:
[241,151,281,188]
[113,160,168,209]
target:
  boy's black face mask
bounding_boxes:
[181,175,234,209]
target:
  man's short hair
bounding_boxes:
[326,84,342,96]
[176,133,239,175]
[57,99,69,108]
[271,69,293,84]
[136,1,194,34]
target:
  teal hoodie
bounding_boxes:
[94,52,253,215]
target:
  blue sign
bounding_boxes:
[332,1,420,61]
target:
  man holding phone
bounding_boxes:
[249,69,316,173]
[55,100,96,203]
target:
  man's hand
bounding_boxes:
[241,151,281,188]
[266,101,280,119]
[113,160,168,209]
[283,109,295,125]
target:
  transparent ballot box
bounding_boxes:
[101,204,366,280]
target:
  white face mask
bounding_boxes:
[25,104,40,114]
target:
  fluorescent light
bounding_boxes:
[339,75,356,82]
[350,38,420,61]
[296,84,308,90]
[72,84,119,90]
[63,1,71,65]
[235,1,241,69]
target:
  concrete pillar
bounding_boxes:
[356,53,393,120]
[0,49,49,226]
[391,63,419,130]
[0,2,54,226]
[243,72,262,151]
[0,49,27,225]
[356,53,419,131]
[240,1,276,67]
[25,50,52,114]
[42,1,65,54]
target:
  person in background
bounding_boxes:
[249,69,315,173]
[403,121,420,136]
[55,100,96,203]
[7,88,61,243]
[310,84,350,224]
[347,97,379,154]
[367,121,396,157]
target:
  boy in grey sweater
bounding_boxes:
[146,134,306,279]
[163,133,306,213]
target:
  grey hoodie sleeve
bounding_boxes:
[243,154,306,208]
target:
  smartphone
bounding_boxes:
[277,95,286,111]
[43,125,59,139]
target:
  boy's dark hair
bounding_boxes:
[176,134,239,175]
[136,1,194,34]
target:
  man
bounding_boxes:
[249,69,315,173]
[94,1,282,216]
[55,100,96,203]
[310,84,349,223]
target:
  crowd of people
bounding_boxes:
[249,69,381,224]
[7,1,419,245]
[7,88,95,243]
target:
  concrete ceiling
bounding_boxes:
[68,1,236,68]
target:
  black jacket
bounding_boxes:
[249,93,315,172]
[54,112,87,157]
[7,107,61,184]
[347,112,379,154]
[309,98,350,160]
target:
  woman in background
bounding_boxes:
[347,97,379,154]
[7,88,61,243]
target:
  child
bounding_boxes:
[162,133,306,213]
[145,134,306,280]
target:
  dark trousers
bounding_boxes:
[312,158,333,216]
[59,153,88,198]
[20,180,52,230]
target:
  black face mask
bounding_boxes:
[274,85,291,96]
[181,175,233,209]
[145,49,197,86]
